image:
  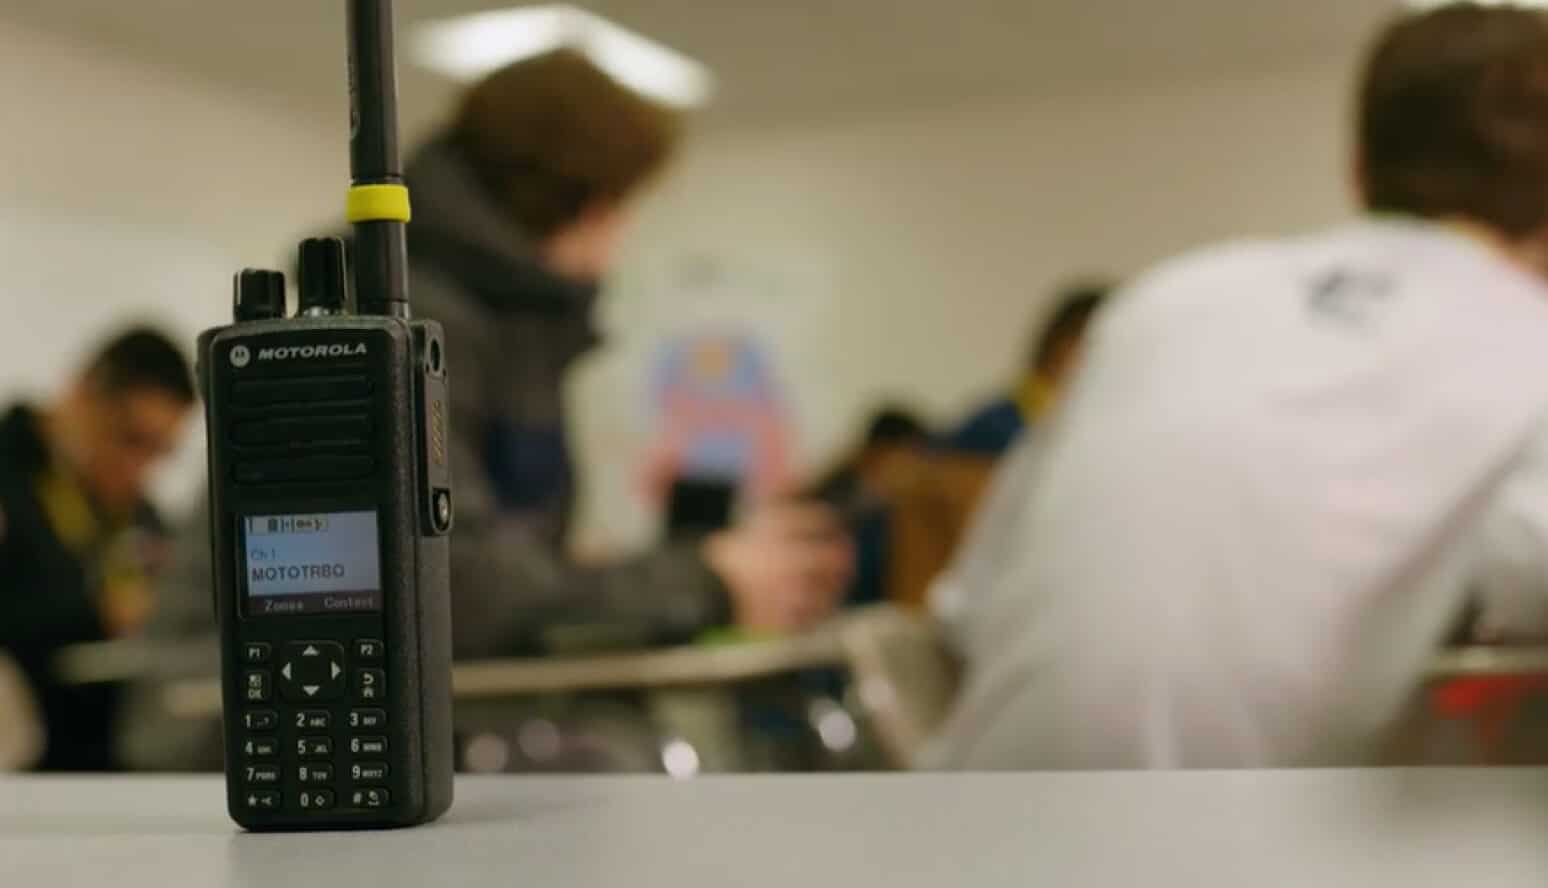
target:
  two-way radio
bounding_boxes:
[197,0,454,830]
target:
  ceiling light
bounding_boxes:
[1406,0,1548,9]
[410,5,715,108]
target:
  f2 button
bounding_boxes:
[355,669,385,702]
[353,639,383,663]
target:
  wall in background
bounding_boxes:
[570,59,1358,549]
[0,15,1359,550]
[0,18,347,512]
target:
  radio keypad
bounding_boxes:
[238,633,393,815]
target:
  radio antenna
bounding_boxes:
[346,0,411,318]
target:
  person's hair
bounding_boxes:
[82,326,195,404]
[450,48,682,240]
[863,406,928,449]
[1029,283,1110,373]
[1359,3,1548,238]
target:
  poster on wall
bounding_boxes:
[567,250,841,550]
[640,328,793,532]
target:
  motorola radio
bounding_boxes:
[197,0,453,830]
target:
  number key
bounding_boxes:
[243,710,277,731]
[245,764,281,785]
[297,764,334,785]
[295,710,331,731]
[297,737,333,758]
[351,762,389,782]
[243,737,278,759]
[298,789,335,811]
[349,709,386,730]
[350,736,387,756]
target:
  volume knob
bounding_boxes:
[298,237,349,316]
[234,269,286,323]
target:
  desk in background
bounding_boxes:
[40,608,1548,771]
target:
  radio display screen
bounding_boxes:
[242,511,382,616]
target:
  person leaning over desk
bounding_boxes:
[402,49,849,656]
[927,2,1548,770]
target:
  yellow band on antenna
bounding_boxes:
[346,184,412,223]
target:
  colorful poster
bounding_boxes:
[641,329,793,504]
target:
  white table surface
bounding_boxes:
[4,771,1548,886]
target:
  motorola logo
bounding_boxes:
[230,345,251,368]
[257,343,368,362]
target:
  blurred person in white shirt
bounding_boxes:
[926,2,1548,769]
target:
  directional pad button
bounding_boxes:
[279,641,346,702]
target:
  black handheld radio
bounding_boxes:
[198,0,453,830]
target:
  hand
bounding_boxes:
[100,578,155,638]
[703,501,855,633]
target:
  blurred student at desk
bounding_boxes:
[811,407,930,606]
[929,3,1548,770]
[884,284,1111,607]
[940,282,1110,458]
[400,49,849,655]
[0,328,194,770]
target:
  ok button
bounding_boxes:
[279,641,346,702]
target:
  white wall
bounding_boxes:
[570,59,1359,548]
[0,18,1360,548]
[0,18,347,512]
